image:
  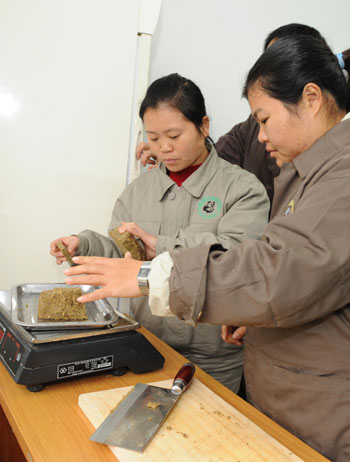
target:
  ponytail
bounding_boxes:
[339,48,350,75]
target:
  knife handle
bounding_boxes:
[171,363,195,395]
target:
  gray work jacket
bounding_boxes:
[168,119,350,461]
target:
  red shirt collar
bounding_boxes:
[168,163,203,186]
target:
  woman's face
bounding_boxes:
[143,104,209,172]
[248,84,314,167]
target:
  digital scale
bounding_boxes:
[0,289,164,392]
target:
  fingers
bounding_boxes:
[50,239,67,265]
[221,325,232,341]
[118,222,139,235]
[64,256,102,276]
[136,143,155,166]
[64,256,122,285]
[221,325,246,346]
[136,141,149,159]
[50,236,80,265]
[136,142,158,167]
[233,326,247,341]
[141,153,157,167]
[117,223,156,254]
[224,336,243,346]
[65,275,105,286]
[77,286,109,303]
[147,164,157,171]
[117,223,148,245]
[50,238,63,256]
[66,236,80,254]
[64,259,107,288]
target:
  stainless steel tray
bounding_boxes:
[11,283,119,330]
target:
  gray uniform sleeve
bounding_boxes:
[76,230,122,258]
[168,175,350,327]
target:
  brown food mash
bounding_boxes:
[109,228,146,260]
[38,287,87,321]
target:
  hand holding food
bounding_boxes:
[109,227,146,261]
[117,222,157,259]
[50,236,80,265]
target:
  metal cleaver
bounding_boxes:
[90,362,195,452]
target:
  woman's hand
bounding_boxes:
[50,236,80,264]
[221,325,246,346]
[136,141,158,168]
[118,222,157,259]
[64,253,143,302]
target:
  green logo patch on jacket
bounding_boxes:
[198,196,222,218]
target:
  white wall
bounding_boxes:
[148,0,350,141]
[0,0,141,288]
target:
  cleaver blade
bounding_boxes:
[90,362,195,452]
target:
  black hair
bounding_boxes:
[339,48,350,74]
[263,23,325,50]
[139,73,213,144]
[243,36,350,113]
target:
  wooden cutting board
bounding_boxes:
[79,378,303,462]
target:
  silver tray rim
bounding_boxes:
[11,283,119,330]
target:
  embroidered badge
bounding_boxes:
[198,196,222,218]
[284,200,295,215]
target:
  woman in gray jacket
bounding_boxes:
[52,73,269,392]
